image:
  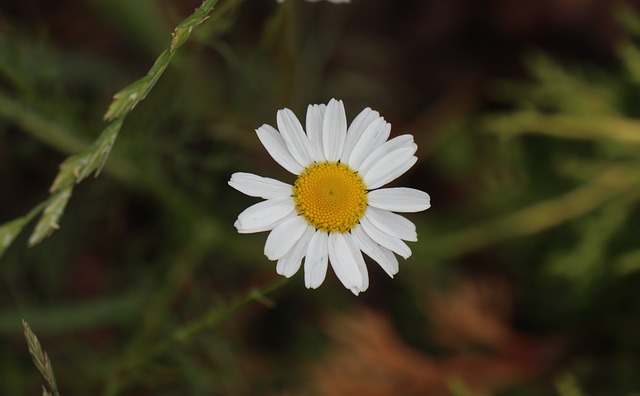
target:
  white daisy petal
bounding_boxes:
[304,231,329,289]
[367,187,431,213]
[340,107,380,162]
[277,108,314,166]
[357,135,415,176]
[352,224,399,277]
[235,197,295,233]
[265,216,310,260]
[234,211,296,235]
[229,172,292,199]
[322,99,347,162]
[276,226,315,278]
[345,232,369,294]
[306,104,327,162]
[347,118,391,171]
[364,207,417,242]
[363,153,418,190]
[256,124,304,175]
[328,232,364,292]
[360,215,412,259]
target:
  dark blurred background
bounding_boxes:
[2,0,640,395]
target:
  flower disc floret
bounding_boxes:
[293,161,367,233]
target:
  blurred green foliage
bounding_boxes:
[2,0,640,395]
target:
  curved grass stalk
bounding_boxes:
[0,0,221,259]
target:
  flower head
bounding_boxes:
[229,99,430,295]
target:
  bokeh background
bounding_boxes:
[3,0,640,394]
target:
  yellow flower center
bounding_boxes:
[293,162,368,233]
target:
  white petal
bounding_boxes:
[367,187,431,213]
[277,108,314,166]
[256,124,304,175]
[364,207,417,242]
[235,197,295,233]
[264,216,310,260]
[360,215,412,259]
[306,104,327,162]
[322,99,347,162]
[328,233,364,292]
[304,231,329,289]
[276,226,315,278]
[340,107,380,162]
[352,224,399,277]
[363,153,418,190]
[228,172,292,199]
[234,212,296,235]
[357,135,415,176]
[347,118,391,170]
[344,232,369,294]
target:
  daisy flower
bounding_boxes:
[229,99,430,295]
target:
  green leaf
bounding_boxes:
[103,51,172,121]
[0,202,47,259]
[103,78,148,122]
[0,216,31,258]
[170,0,220,52]
[28,188,73,247]
[50,152,92,193]
[82,118,124,179]
[50,118,123,194]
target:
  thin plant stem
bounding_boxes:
[102,277,289,396]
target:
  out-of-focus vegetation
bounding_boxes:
[2,0,640,395]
